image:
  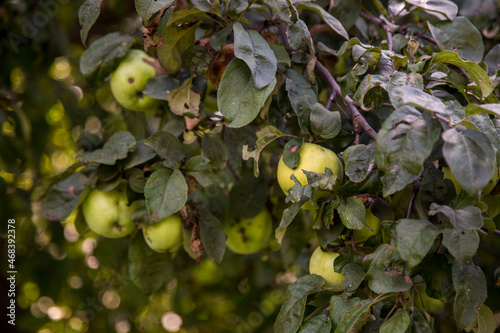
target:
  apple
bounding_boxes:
[110,49,160,112]
[277,142,343,209]
[225,209,272,255]
[414,286,445,315]
[193,259,223,285]
[443,159,499,196]
[142,214,183,253]
[353,208,381,243]
[309,247,345,287]
[81,186,141,238]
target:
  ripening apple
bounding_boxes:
[353,208,381,243]
[277,142,343,209]
[142,214,183,253]
[225,209,272,255]
[81,186,141,238]
[309,247,345,287]
[110,49,160,112]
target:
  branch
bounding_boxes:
[406,179,420,219]
[315,61,378,140]
[481,225,500,236]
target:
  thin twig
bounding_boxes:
[406,179,420,219]
[315,61,378,140]
[481,225,500,236]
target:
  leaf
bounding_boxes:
[389,86,452,115]
[404,0,458,20]
[464,304,496,333]
[79,131,136,165]
[285,69,317,134]
[338,197,368,230]
[144,76,180,101]
[332,297,372,333]
[287,18,312,51]
[79,32,133,86]
[144,169,188,223]
[410,309,435,333]
[375,106,440,175]
[167,79,201,117]
[428,17,483,63]
[228,177,268,219]
[395,219,443,268]
[353,74,389,111]
[365,244,413,294]
[341,263,366,292]
[123,143,157,170]
[452,260,487,330]
[242,125,289,177]
[442,128,495,196]
[484,44,500,76]
[295,3,349,40]
[128,234,170,294]
[78,0,103,46]
[202,134,228,171]
[381,164,420,197]
[233,23,277,89]
[198,208,226,263]
[432,51,493,99]
[210,24,234,52]
[343,144,375,183]
[274,275,324,333]
[181,45,212,75]
[298,313,332,333]
[310,103,341,139]
[42,171,94,221]
[275,199,308,244]
[267,0,291,22]
[157,22,202,74]
[271,44,291,66]
[217,58,276,128]
[465,103,500,119]
[135,0,174,23]
[125,168,146,193]
[144,131,185,169]
[380,309,410,333]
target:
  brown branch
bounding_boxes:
[481,225,500,236]
[315,61,378,140]
[406,179,420,219]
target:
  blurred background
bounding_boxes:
[1,0,500,332]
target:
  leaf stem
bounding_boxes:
[406,179,420,219]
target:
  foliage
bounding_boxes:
[2,0,500,332]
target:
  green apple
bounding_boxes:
[277,142,343,210]
[193,259,223,285]
[81,186,141,238]
[353,208,381,243]
[443,159,499,196]
[309,247,345,287]
[415,286,445,315]
[142,214,182,253]
[110,49,160,112]
[225,209,272,255]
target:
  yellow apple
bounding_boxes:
[443,159,499,196]
[110,49,160,112]
[277,142,344,210]
[309,247,345,287]
[225,209,272,255]
[353,208,381,243]
[142,214,182,253]
[81,185,141,238]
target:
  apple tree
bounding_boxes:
[5,0,500,332]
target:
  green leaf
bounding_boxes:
[341,263,366,292]
[157,21,202,74]
[181,45,212,76]
[329,0,361,31]
[338,197,367,230]
[365,244,413,294]
[285,69,317,134]
[376,106,440,175]
[167,79,201,117]
[343,144,375,183]
[228,177,267,219]
[144,76,180,101]
[410,309,435,333]
[380,309,410,333]
[267,0,291,22]
[442,128,495,196]
[464,304,496,333]
[217,58,276,128]
[299,313,332,333]
[428,17,483,63]
[389,86,452,115]
[395,219,443,268]
[274,275,324,333]
[79,32,133,86]
[275,199,308,244]
[242,125,289,177]
[353,74,388,111]
[484,44,500,76]
[198,208,226,263]
[128,234,170,294]
[42,171,93,221]
[202,134,228,171]
[123,143,157,170]
[125,168,146,193]
[135,0,174,23]
[465,103,500,119]
[144,131,185,169]
[310,103,341,139]
[210,24,234,52]
[432,51,493,99]
[145,169,188,223]
[452,260,487,330]
[271,44,291,66]
[332,297,372,333]
[79,131,136,165]
[287,19,312,51]
[282,138,303,169]
[295,3,349,40]
[78,0,103,46]
[380,164,420,197]
[233,23,277,89]
[404,0,458,20]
